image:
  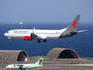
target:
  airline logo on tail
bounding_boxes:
[71,20,77,28]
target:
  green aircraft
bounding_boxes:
[6,58,43,70]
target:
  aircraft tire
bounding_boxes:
[7,68,9,70]
[37,40,41,43]
[43,39,47,42]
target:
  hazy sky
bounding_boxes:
[0,0,93,23]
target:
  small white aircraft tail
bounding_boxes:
[35,58,43,66]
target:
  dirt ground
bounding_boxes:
[1,56,93,68]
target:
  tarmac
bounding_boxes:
[1,64,93,70]
[1,56,93,70]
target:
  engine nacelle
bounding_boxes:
[24,36,32,40]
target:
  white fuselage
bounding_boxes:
[6,63,42,69]
[4,28,66,39]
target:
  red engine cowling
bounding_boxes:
[24,36,32,41]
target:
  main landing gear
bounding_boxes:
[37,40,41,43]
[37,39,47,43]
[43,39,47,42]
[20,69,25,70]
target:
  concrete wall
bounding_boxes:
[0,50,28,61]
[46,48,79,59]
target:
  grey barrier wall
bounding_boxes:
[46,48,79,59]
[0,50,28,61]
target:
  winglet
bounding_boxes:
[32,27,35,33]
[33,27,35,30]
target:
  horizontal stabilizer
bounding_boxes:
[78,30,87,33]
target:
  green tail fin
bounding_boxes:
[35,58,43,65]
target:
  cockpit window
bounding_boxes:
[7,31,9,33]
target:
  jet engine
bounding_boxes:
[24,36,32,40]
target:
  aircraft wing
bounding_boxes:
[31,28,47,39]
[36,34,47,39]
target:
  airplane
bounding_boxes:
[4,15,87,43]
[6,58,43,70]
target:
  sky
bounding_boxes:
[0,0,93,23]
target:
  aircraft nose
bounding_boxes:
[4,33,7,36]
